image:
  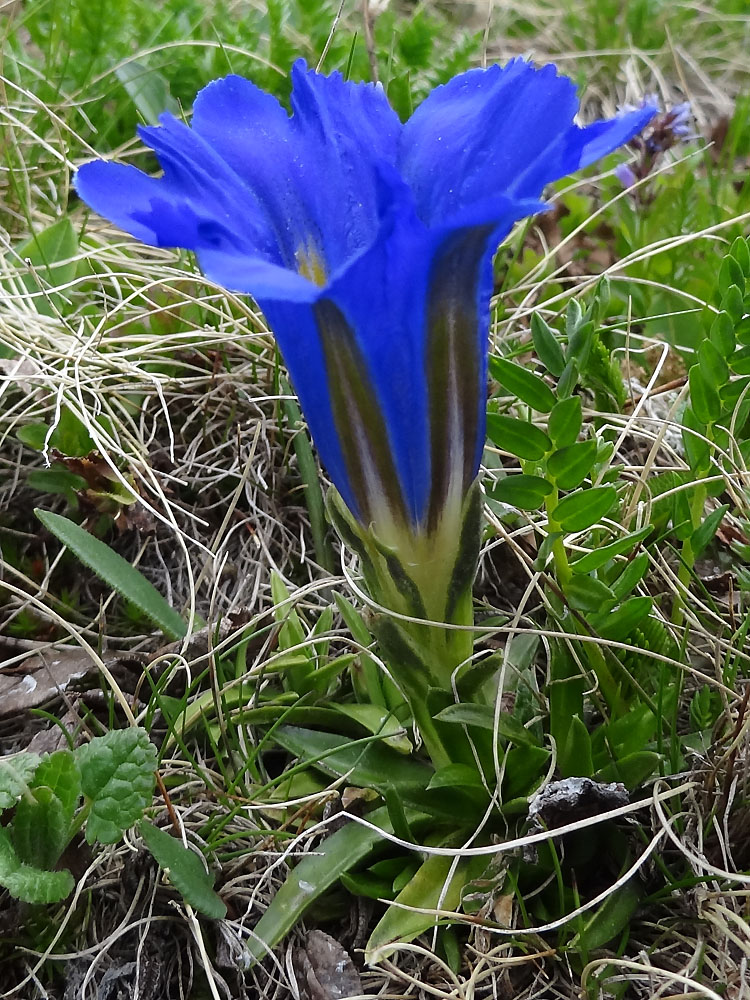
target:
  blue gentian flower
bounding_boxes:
[76,59,654,540]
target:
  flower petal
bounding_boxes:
[400,58,656,225]
[190,61,402,276]
[284,169,541,527]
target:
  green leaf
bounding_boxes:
[565,575,616,614]
[366,853,477,964]
[331,704,411,753]
[531,313,565,376]
[270,727,447,816]
[76,728,157,844]
[553,486,617,532]
[35,510,187,640]
[681,406,711,475]
[709,312,736,358]
[16,423,49,451]
[13,787,69,870]
[503,746,550,800]
[139,820,226,919]
[567,320,595,369]
[0,753,41,811]
[597,751,660,790]
[489,357,556,413]
[688,364,721,424]
[692,504,730,559]
[571,526,652,573]
[730,346,750,376]
[609,553,650,602]
[247,805,397,963]
[547,440,597,491]
[718,255,745,296]
[0,828,73,903]
[432,702,539,748]
[28,467,88,496]
[488,474,553,510]
[548,396,582,449]
[10,219,78,317]
[591,596,653,642]
[115,61,178,124]
[486,413,551,460]
[13,752,81,870]
[698,339,730,389]
[570,878,642,951]
[559,714,594,778]
[730,236,750,275]
[427,763,485,791]
[722,284,744,323]
[557,358,580,399]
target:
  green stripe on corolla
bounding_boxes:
[425,227,492,534]
[315,299,408,529]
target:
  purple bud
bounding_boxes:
[615,163,638,188]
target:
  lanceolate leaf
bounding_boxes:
[36,510,187,640]
[139,821,226,919]
[247,806,398,963]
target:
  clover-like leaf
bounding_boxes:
[76,728,157,844]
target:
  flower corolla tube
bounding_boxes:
[77,60,654,550]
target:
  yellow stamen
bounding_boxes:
[295,242,327,287]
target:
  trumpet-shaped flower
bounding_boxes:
[76,60,654,550]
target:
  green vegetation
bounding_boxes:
[1,0,750,997]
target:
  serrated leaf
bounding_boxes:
[486,413,551,460]
[488,474,553,510]
[547,439,598,490]
[35,510,187,640]
[548,396,582,449]
[0,753,41,811]
[0,828,73,903]
[14,751,81,868]
[490,357,556,413]
[139,821,226,919]
[13,787,69,870]
[531,313,565,376]
[553,486,617,532]
[77,729,157,844]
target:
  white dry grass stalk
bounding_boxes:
[3,2,750,995]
